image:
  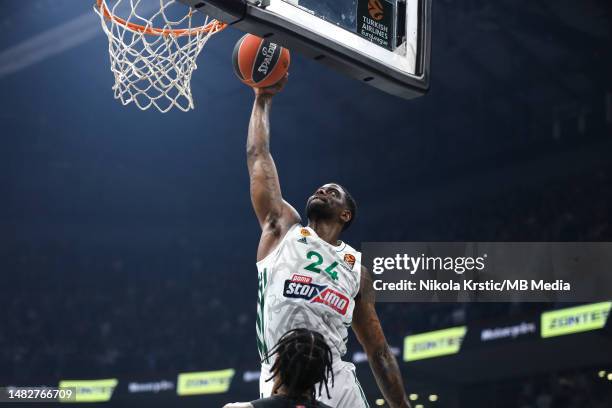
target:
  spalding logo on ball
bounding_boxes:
[368,0,384,21]
[233,34,290,88]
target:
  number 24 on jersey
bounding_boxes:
[304,251,339,281]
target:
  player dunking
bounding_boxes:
[246,76,411,408]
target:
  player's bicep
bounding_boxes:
[248,151,284,227]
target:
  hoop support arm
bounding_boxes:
[177,0,247,25]
[178,0,431,100]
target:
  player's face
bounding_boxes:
[306,183,346,220]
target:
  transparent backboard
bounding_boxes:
[179,0,431,98]
[276,0,420,75]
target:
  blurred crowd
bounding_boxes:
[397,165,612,243]
[2,165,611,406]
[498,370,611,408]
[2,244,256,383]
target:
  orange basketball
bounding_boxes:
[232,34,290,88]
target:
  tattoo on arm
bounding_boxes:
[354,267,410,408]
[369,344,410,408]
[246,95,283,226]
[248,156,282,219]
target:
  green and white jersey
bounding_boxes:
[256,224,362,361]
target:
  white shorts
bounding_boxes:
[260,360,370,408]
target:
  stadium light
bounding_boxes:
[375,398,385,406]
[429,394,438,402]
[409,393,419,401]
[598,370,606,378]
[415,405,424,408]
[607,373,612,381]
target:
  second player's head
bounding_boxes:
[305,183,357,231]
[265,328,335,400]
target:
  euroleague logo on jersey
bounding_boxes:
[283,275,349,316]
[344,253,356,269]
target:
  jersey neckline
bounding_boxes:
[303,226,347,252]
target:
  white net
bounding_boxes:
[94,0,225,113]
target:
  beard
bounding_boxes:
[305,198,336,222]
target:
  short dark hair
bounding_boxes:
[263,328,334,401]
[335,183,357,231]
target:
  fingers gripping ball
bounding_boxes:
[368,0,385,21]
[232,34,290,88]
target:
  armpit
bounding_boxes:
[357,266,376,304]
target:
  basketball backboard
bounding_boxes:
[178,0,431,99]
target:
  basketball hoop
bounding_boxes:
[94,0,227,113]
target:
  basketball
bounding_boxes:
[232,34,290,88]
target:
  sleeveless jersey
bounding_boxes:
[256,224,361,361]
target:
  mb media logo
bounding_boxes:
[368,0,384,21]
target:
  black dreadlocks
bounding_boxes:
[263,328,335,401]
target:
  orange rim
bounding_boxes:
[96,0,227,36]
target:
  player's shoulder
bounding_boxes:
[336,238,361,256]
[223,403,254,408]
[336,240,361,272]
[279,222,304,240]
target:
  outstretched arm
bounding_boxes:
[352,267,411,408]
[247,78,300,258]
